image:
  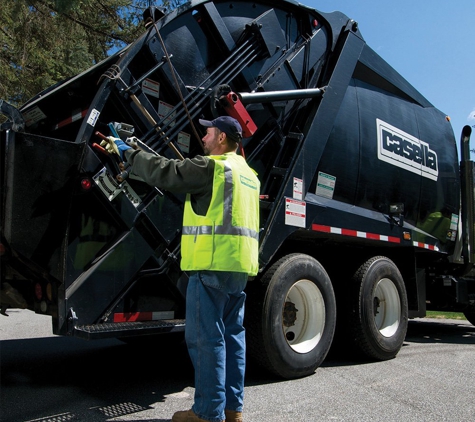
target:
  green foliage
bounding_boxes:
[426,311,466,320]
[0,0,185,106]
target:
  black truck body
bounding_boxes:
[1,0,474,378]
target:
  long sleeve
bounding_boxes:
[125,149,215,215]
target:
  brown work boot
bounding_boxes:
[171,409,204,422]
[172,409,224,422]
[225,409,243,422]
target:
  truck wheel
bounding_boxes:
[350,256,408,361]
[463,310,475,326]
[246,253,336,379]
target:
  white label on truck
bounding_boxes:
[316,172,336,199]
[87,108,100,127]
[377,118,438,181]
[450,213,459,231]
[23,106,47,126]
[158,101,176,127]
[177,131,190,153]
[448,213,459,241]
[293,177,303,200]
[285,197,306,228]
[142,78,160,98]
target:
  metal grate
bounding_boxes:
[74,319,185,339]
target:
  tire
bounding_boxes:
[246,253,336,379]
[350,256,408,361]
[463,310,475,326]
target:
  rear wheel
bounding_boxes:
[463,310,475,326]
[350,256,408,360]
[246,253,336,379]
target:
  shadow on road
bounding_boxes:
[321,318,475,369]
[0,335,192,422]
[405,318,475,345]
[1,318,473,421]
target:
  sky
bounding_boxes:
[306,0,475,153]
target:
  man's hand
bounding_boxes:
[100,136,131,161]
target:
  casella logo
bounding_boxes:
[376,119,438,181]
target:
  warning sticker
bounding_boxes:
[158,101,176,127]
[87,109,100,127]
[285,197,306,228]
[316,171,336,199]
[448,213,459,241]
[177,132,191,153]
[450,213,459,231]
[142,78,160,98]
[293,177,303,200]
[23,107,47,127]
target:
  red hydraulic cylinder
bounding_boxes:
[221,92,257,138]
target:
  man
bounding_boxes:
[113,116,260,422]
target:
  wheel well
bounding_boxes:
[260,237,419,312]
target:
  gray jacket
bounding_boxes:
[125,148,215,216]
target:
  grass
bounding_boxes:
[425,311,467,320]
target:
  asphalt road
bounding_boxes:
[1,310,474,422]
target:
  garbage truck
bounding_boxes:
[1,0,474,379]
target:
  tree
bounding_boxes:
[1,0,185,106]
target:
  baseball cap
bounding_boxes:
[199,116,242,142]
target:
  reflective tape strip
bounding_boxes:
[113,311,175,322]
[223,161,233,227]
[412,241,438,251]
[182,224,259,240]
[312,223,439,251]
[182,226,213,236]
[312,224,400,244]
[215,225,259,238]
[54,109,88,130]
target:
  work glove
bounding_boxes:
[114,139,132,161]
[100,136,132,161]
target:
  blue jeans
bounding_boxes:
[185,270,248,422]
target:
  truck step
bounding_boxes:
[73,319,186,340]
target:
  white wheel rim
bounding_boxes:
[282,279,325,353]
[373,277,401,337]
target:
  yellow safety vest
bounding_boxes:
[180,152,260,275]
